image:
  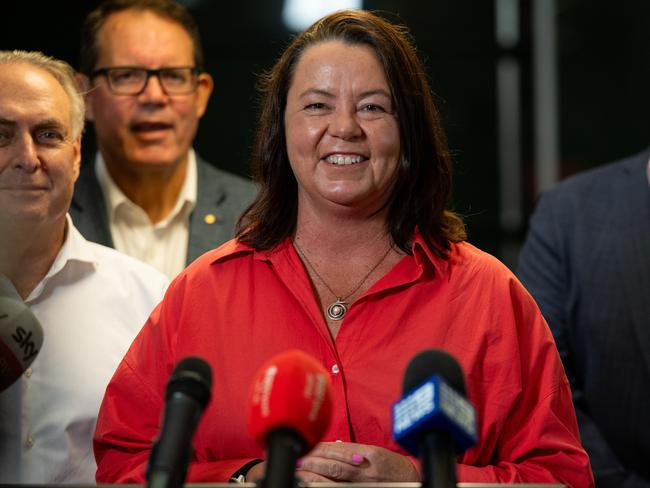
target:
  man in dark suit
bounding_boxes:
[517,147,650,487]
[71,0,255,279]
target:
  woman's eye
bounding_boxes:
[360,104,385,113]
[304,102,326,111]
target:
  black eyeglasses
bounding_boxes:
[91,66,201,95]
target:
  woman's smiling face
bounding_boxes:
[284,40,400,215]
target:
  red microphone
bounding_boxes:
[247,349,333,488]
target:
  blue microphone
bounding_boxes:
[392,349,477,488]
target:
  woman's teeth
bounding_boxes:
[325,155,365,165]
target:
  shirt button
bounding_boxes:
[331,364,340,374]
[24,368,32,378]
[25,436,35,449]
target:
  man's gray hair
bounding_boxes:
[0,50,85,139]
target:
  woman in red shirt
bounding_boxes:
[94,9,593,487]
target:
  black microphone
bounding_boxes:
[392,349,478,488]
[0,275,44,391]
[146,356,212,488]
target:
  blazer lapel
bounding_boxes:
[187,157,228,264]
[69,161,114,248]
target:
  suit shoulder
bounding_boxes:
[546,148,648,201]
[196,158,256,192]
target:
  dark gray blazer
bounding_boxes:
[70,155,257,265]
[517,147,650,487]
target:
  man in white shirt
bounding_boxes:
[0,50,168,483]
[71,0,256,279]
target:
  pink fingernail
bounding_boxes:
[352,453,364,464]
[296,459,303,468]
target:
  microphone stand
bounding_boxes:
[261,428,303,488]
[420,430,457,488]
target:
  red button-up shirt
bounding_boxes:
[94,234,593,487]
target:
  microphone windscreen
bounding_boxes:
[0,274,21,301]
[402,349,466,395]
[167,356,212,409]
[247,349,333,453]
[394,349,477,455]
[0,276,44,391]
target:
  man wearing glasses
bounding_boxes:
[72,0,256,279]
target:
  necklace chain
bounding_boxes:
[293,238,393,321]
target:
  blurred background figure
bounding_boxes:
[518,146,650,487]
[0,50,167,484]
[72,0,256,279]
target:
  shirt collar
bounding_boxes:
[210,228,450,275]
[26,215,98,303]
[408,230,451,276]
[94,150,198,224]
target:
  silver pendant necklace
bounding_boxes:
[293,239,393,321]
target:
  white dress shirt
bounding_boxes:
[0,216,168,484]
[95,151,197,280]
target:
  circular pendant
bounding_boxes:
[327,300,348,321]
